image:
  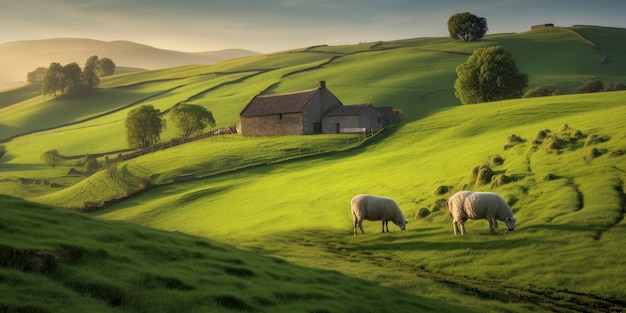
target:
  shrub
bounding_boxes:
[490,174,512,188]
[84,156,100,172]
[433,185,454,196]
[578,78,604,93]
[416,208,431,218]
[504,134,524,149]
[523,85,556,98]
[606,81,625,91]
[585,148,605,160]
[584,134,610,147]
[489,155,504,166]
[475,165,494,186]
[543,136,562,153]
[532,129,551,144]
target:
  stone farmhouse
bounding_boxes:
[238,81,398,136]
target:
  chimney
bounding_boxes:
[318,80,326,89]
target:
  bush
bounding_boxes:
[532,129,551,144]
[490,174,512,188]
[416,208,431,218]
[585,148,605,160]
[475,165,494,186]
[578,78,604,93]
[433,185,454,196]
[584,134,610,147]
[504,134,524,149]
[489,155,504,166]
[606,81,625,91]
[523,85,564,97]
[84,156,100,172]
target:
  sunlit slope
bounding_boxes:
[1,195,455,312]
[96,91,626,301]
[3,26,625,144]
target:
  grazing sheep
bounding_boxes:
[351,194,407,235]
[447,191,517,236]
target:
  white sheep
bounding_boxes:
[447,191,517,236]
[351,194,407,235]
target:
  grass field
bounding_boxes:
[1,26,626,312]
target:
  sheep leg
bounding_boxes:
[460,222,466,236]
[488,219,495,233]
[354,219,365,235]
[492,218,498,229]
[381,220,389,233]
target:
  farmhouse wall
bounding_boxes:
[240,113,304,136]
[321,105,382,133]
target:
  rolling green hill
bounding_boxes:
[1,26,626,312]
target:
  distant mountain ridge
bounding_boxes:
[0,38,261,88]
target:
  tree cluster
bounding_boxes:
[125,103,216,149]
[27,56,116,96]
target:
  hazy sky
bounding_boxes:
[1,0,625,53]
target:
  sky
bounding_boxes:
[1,0,625,53]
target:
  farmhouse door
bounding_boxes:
[313,122,322,133]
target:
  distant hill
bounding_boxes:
[0,38,261,88]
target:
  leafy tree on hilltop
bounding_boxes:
[97,58,116,77]
[125,105,165,149]
[82,55,100,89]
[62,62,83,94]
[42,62,65,96]
[26,67,47,83]
[454,46,528,104]
[171,103,216,140]
[448,12,488,42]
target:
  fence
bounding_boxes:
[127,128,382,185]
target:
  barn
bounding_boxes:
[239,81,394,136]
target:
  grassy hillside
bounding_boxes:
[0,38,260,87]
[1,194,456,312]
[1,26,626,312]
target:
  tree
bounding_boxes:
[97,58,116,77]
[0,145,6,161]
[42,62,65,96]
[125,105,165,149]
[82,55,100,89]
[170,103,216,140]
[41,149,62,168]
[454,46,528,104]
[26,67,47,83]
[448,12,488,42]
[62,62,83,94]
[578,79,604,93]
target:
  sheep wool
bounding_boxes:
[447,191,517,236]
[351,194,407,235]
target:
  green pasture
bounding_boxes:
[1,26,626,312]
[94,91,626,311]
[1,194,455,313]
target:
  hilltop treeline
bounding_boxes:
[26,55,115,96]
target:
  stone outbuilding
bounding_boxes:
[238,81,395,136]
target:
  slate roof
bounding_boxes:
[323,104,374,117]
[240,88,318,117]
